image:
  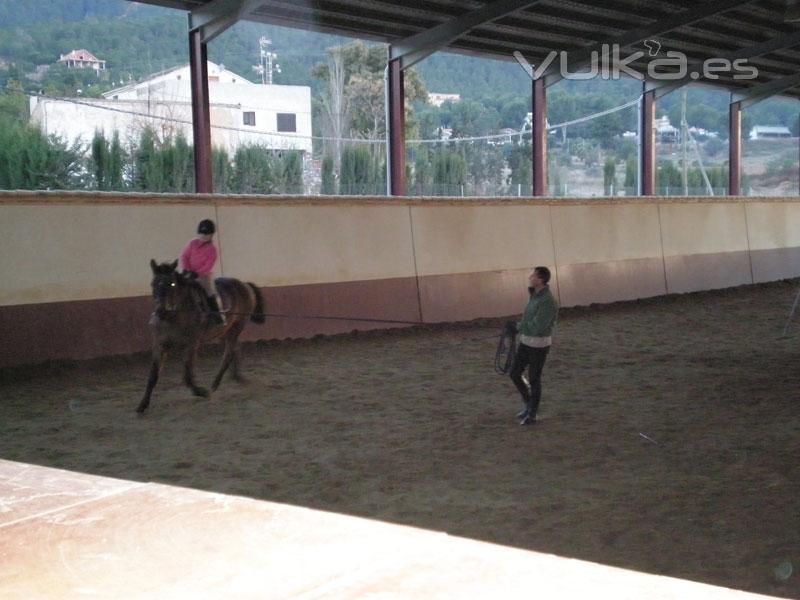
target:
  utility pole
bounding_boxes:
[682,88,688,196]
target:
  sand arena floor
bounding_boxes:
[1,281,799,598]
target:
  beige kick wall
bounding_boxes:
[217,205,416,286]
[4,194,800,312]
[744,202,800,283]
[659,203,750,257]
[409,205,556,321]
[410,205,555,276]
[659,203,752,294]
[0,203,213,306]
[745,203,800,250]
[550,204,665,306]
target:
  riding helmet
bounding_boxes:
[197,219,216,235]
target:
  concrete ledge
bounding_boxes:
[2,190,798,207]
[0,459,776,599]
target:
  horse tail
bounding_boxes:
[247,282,266,324]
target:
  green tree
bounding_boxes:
[432,149,467,195]
[624,155,636,193]
[321,154,336,194]
[89,129,125,191]
[233,144,279,194]
[413,147,433,195]
[0,115,82,190]
[551,167,563,197]
[311,41,427,140]
[134,127,164,191]
[657,160,682,193]
[0,85,28,122]
[163,132,193,192]
[91,129,110,190]
[212,147,233,193]
[311,40,427,178]
[340,145,378,194]
[108,131,125,190]
[463,142,504,195]
[603,157,617,195]
[507,142,531,193]
[282,151,304,194]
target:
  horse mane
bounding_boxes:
[152,262,197,287]
[152,261,177,275]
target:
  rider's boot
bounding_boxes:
[207,295,225,325]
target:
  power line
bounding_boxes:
[31,93,642,146]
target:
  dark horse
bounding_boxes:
[137,259,266,414]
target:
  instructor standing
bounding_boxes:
[510,266,559,426]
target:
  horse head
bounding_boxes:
[149,259,183,314]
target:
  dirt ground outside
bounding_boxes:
[1,281,799,598]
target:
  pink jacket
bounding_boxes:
[180,238,218,277]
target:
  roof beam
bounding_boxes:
[189,0,263,44]
[389,0,544,70]
[733,71,800,108]
[647,29,800,100]
[544,0,757,87]
[127,0,197,9]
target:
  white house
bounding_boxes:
[750,125,792,140]
[427,92,460,107]
[656,116,679,143]
[58,49,106,72]
[29,62,312,156]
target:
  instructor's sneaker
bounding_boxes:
[516,408,529,419]
[519,414,537,426]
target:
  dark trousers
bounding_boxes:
[509,344,550,418]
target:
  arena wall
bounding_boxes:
[2,192,799,367]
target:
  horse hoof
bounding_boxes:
[194,387,210,398]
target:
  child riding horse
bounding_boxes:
[137,260,265,414]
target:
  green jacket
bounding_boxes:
[518,285,558,337]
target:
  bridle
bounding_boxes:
[151,272,182,314]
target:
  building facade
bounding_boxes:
[749,126,792,140]
[58,49,106,72]
[30,62,312,156]
[427,92,460,107]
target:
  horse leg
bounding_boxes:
[183,345,209,398]
[137,348,165,414]
[211,337,236,391]
[231,344,247,383]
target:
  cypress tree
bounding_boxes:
[91,130,109,190]
[283,151,303,194]
[321,154,336,194]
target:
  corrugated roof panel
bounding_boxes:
[124,0,800,98]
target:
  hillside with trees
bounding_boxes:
[1,0,798,195]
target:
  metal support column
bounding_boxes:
[641,87,656,196]
[189,25,213,193]
[532,78,547,196]
[729,100,742,196]
[387,59,406,196]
